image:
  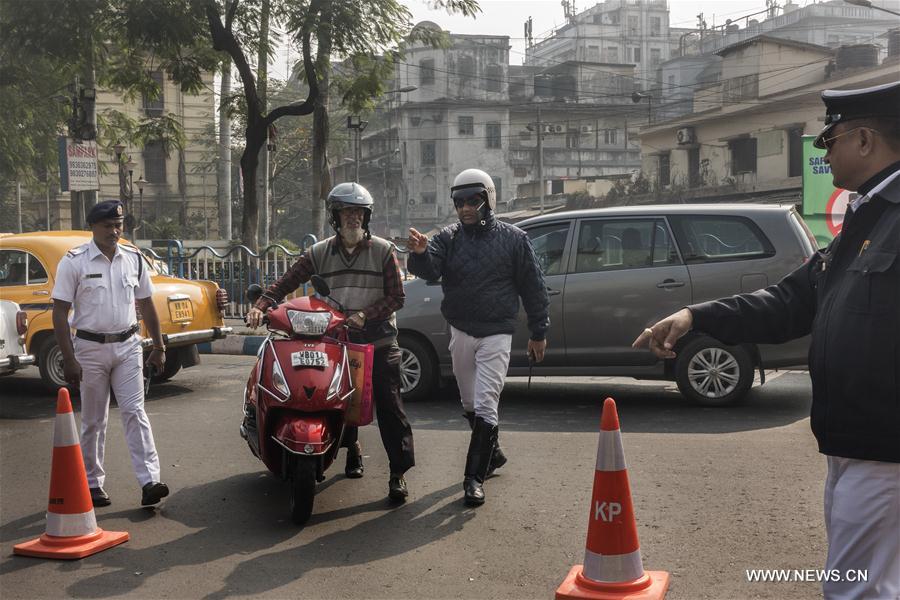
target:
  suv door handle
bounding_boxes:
[547,287,561,296]
[33,290,49,296]
[656,279,685,289]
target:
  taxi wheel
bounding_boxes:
[37,337,68,392]
[150,349,182,383]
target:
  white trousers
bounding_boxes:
[448,326,511,427]
[823,456,900,600]
[75,336,160,488]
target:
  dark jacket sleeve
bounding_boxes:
[690,254,819,345]
[515,231,550,341]
[407,229,450,282]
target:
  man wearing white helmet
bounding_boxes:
[247,182,415,503]
[407,169,550,506]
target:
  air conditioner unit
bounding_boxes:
[581,126,592,133]
[553,124,564,133]
[676,127,696,145]
[541,124,552,134]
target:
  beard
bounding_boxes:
[340,226,365,246]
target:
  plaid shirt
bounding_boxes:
[253,237,405,321]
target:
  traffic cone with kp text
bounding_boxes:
[556,397,669,600]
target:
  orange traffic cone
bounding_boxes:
[14,388,129,559]
[556,398,669,600]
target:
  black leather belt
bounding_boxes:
[75,324,140,344]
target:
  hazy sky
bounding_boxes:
[405,0,783,63]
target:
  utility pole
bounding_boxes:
[537,105,544,214]
[16,181,22,233]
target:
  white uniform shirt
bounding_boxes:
[52,240,154,333]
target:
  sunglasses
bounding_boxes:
[821,126,878,151]
[451,190,486,209]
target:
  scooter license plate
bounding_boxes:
[291,350,328,368]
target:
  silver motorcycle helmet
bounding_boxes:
[327,182,374,238]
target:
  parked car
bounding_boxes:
[397,204,818,406]
[0,299,34,376]
[0,231,232,390]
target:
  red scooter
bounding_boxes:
[241,276,360,524]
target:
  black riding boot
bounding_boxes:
[463,412,507,477]
[463,417,497,506]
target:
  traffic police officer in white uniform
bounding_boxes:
[51,200,170,507]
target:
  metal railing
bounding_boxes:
[141,235,317,318]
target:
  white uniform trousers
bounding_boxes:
[75,335,161,488]
[823,455,900,600]
[448,326,512,427]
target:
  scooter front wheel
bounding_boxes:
[290,457,317,525]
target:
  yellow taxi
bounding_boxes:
[0,231,232,390]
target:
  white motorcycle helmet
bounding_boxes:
[450,169,496,212]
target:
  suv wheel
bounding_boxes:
[398,335,437,402]
[37,336,68,392]
[675,337,754,406]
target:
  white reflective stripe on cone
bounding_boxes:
[595,430,626,472]
[46,510,98,537]
[53,411,80,448]
[583,547,645,583]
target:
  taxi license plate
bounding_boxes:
[291,350,328,368]
[168,299,194,323]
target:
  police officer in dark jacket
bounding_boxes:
[408,168,550,506]
[634,81,900,600]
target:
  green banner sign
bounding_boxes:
[801,135,855,249]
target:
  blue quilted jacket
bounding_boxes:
[408,214,550,340]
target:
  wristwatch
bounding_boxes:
[356,311,366,324]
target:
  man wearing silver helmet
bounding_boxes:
[247,182,415,503]
[635,80,900,599]
[407,169,550,507]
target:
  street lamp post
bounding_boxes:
[136,175,146,237]
[113,143,137,236]
[347,116,369,183]
[381,85,416,237]
[631,91,652,125]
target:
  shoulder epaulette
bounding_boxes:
[65,244,88,258]
[121,244,141,254]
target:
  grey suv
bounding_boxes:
[397,204,818,406]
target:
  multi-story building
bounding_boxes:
[21,70,217,236]
[639,35,898,204]
[524,0,682,92]
[359,19,647,233]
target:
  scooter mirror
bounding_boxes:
[310,274,331,297]
[246,284,264,303]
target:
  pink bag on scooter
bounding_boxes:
[345,342,374,426]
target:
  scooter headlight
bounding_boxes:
[287,310,331,336]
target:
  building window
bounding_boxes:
[421,141,435,166]
[142,71,165,117]
[604,129,618,145]
[486,122,501,149]
[421,192,436,204]
[587,45,600,61]
[514,167,528,177]
[492,176,502,202]
[604,46,619,63]
[650,48,661,67]
[688,147,700,187]
[458,55,476,82]
[658,152,670,187]
[729,137,757,175]
[650,16,661,36]
[485,65,502,92]
[143,140,167,183]
[627,15,639,33]
[458,116,474,135]
[667,74,676,89]
[419,58,435,85]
